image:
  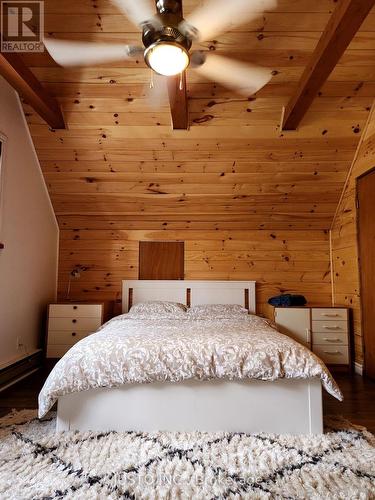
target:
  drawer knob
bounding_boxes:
[72,332,76,337]
[323,326,340,330]
[323,338,341,342]
[72,319,77,323]
[73,306,78,310]
[323,350,341,354]
[322,313,339,317]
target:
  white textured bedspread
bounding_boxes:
[39,314,342,417]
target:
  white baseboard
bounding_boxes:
[354,362,363,376]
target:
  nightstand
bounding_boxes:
[46,303,103,358]
[274,306,350,368]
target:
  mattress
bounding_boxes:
[38,313,343,417]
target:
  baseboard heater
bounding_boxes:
[0,350,43,392]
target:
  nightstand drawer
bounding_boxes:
[48,330,92,346]
[49,304,102,318]
[313,345,349,364]
[311,308,347,321]
[46,303,103,358]
[312,320,348,333]
[48,316,101,332]
[313,331,348,346]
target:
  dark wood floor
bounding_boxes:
[323,372,375,433]
[1,368,375,433]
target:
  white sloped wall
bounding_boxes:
[0,76,59,368]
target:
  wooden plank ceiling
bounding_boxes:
[21,0,375,231]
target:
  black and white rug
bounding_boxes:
[0,410,375,499]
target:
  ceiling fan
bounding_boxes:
[44,0,277,127]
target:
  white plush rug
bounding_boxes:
[0,410,375,499]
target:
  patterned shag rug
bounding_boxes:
[0,410,375,499]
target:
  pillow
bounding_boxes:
[127,301,187,319]
[187,304,248,319]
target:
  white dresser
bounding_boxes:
[47,303,103,358]
[274,307,350,367]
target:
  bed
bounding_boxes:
[39,280,342,435]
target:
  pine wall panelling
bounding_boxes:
[58,228,332,319]
[19,1,375,325]
[331,103,375,366]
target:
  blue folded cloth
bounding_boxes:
[268,294,307,307]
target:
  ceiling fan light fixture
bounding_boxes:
[144,41,189,76]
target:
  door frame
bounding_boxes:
[0,132,7,244]
[356,166,375,377]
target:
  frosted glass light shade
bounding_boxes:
[145,42,189,76]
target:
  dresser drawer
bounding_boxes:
[48,316,101,331]
[313,345,349,365]
[313,331,348,346]
[312,320,348,333]
[49,304,102,318]
[311,308,347,321]
[48,330,92,346]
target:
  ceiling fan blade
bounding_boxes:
[191,52,273,96]
[111,0,160,29]
[180,0,277,42]
[44,39,142,67]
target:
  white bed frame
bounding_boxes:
[56,280,323,434]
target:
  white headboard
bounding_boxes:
[122,280,256,314]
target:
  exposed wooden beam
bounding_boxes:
[0,51,65,129]
[282,0,375,130]
[167,72,189,130]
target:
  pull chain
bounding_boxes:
[179,72,183,90]
[150,69,154,89]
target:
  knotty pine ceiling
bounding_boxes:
[21,0,375,231]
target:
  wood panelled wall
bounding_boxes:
[59,228,332,319]
[28,0,374,336]
[331,103,375,366]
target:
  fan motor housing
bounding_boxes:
[142,25,191,51]
[142,0,191,51]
